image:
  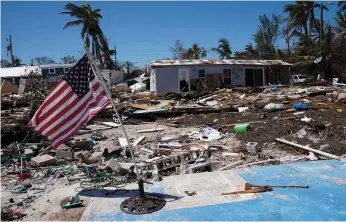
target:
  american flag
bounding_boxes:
[28,55,110,148]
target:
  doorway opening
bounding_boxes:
[245,68,264,87]
[178,69,190,92]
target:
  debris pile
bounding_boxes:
[2,83,346,220]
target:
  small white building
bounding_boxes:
[102,70,124,86]
[147,59,292,95]
[0,66,41,86]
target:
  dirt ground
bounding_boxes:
[159,108,346,156]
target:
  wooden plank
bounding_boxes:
[275,138,340,160]
[140,147,154,154]
[101,122,121,127]
[133,136,146,146]
[137,128,164,133]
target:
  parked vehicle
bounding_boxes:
[291,75,314,84]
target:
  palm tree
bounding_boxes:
[211,38,232,59]
[338,1,346,12]
[334,11,346,41]
[287,25,346,80]
[283,1,321,37]
[12,56,23,67]
[182,43,207,59]
[61,3,105,68]
[244,43,259,58]
[100,34,116,69]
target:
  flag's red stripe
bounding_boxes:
[51,93,109,147]
[88,100,110,122]
[91,82,101,91]
[37,81,101,135]
[50,99,94,147]
[52,113,90,148]
[34,81,68,125]
[87,94,109,121]
[40,93,92,137]
[37,90,75,124]
[47,90,106,141]
[89,91,107,107]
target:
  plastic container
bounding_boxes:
[293,103,309,110]
[263,103,284,112]
[234,124,250,134]
[246,142,259,153]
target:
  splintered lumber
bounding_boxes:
[275,138,340,160]
[133,136,146,146]
[198,88,227,101]
[140,148,154,154]
[218,160,244,171]
[137,128,164,133]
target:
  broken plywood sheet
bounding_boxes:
[1,79,18,94]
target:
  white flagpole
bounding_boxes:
[83,44,141,179]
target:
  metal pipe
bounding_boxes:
[83,44,141,179]
[250,184,309,188]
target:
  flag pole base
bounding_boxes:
[120,179,166,215]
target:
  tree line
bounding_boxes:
[169,1,346,80]
[1,56,78,67]
[2,1,345,80]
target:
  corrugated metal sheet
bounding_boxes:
[0,66,41,78]
[149,59,292,67]
[39,63,75,69]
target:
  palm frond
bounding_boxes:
[338,1,346,12]
[63,20,83,29]
[81,24,88,38]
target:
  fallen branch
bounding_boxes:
[275,138,340,160]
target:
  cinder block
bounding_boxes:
[56,150,73,159]
[246,142,260,153]
[72,139,90,148]
[31,154,56,166]
[210,161,221,170]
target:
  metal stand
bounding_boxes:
[120,179,166,215]
[83,45,166,215]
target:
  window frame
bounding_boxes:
[64,67,70,73]
[49,68,55,75]
[198,69,206,78]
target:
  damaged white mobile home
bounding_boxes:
[147,59,292,95]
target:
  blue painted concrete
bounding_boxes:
[84,160,346,221]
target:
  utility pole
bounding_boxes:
[126,61,130,76]
[114,44,117,63]
[320,2,323,52]
[7,35,15,66]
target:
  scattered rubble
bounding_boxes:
[2,83,346,220]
